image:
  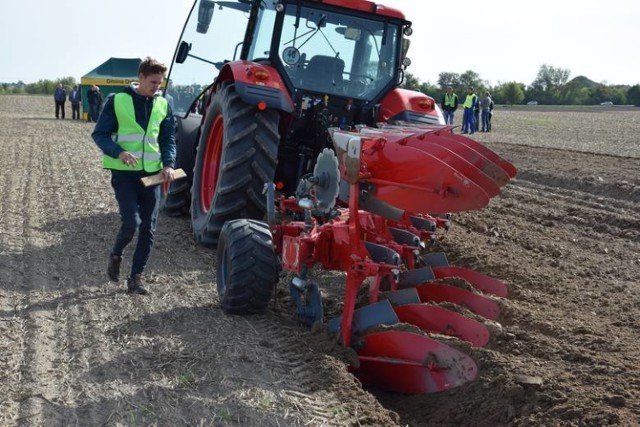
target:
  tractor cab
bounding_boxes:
[168,0,412,118]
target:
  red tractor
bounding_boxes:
[165,0,516,394]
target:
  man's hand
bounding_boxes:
[118,151,138,167]
[161,166,175,183]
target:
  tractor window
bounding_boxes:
[167,0,250,116]
[247,6,277,60]
[277,4,400,101]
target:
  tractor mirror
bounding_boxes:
[175,41,192,64]
[197,0,216,34]
[336,26,361,41]
[344,27,361,41]
[401,38,411,61]
[316,14,327,28]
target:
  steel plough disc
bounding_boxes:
[312,148,340,213]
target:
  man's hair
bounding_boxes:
[139,57,168,77]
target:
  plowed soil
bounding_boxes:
[1,95,639,427]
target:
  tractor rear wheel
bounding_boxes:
[191,81,279,246]
[217,219,279,314]
[163,116,200,217]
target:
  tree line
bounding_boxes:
[0,77,78,96]
[3,64,640,106]
[403,64,640,106]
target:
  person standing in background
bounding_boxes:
[69,85,82,120]
[461,86,477,134]
[95,86,103,118]
[480,91,493,132]
[54,83,66,119]
[87,85,98,122]
[440,86,458,126]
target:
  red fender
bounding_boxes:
[378,88,442,124]
[214,60,294,112]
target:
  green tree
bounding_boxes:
[529,64,570,104]
[422,83,441,103]
[627,85,640,106]
[437,72,461,90]
[499,82,525,105]
[401,72,421,91]
[458,70,482,92]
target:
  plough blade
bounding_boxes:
[432,266,508,298]
[421,252,508,297]
[413,283,501,320]
[374,123,516,185]
[393,304,490,347]
[444,132,517,179]
[409,139,501,198]
[384,288,491,347]
[358,141,491,214]
[360,127,502,197]
[427,134,511,187]
[355,330,477,394]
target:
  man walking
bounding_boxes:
[54,83,66,119]
[440,86,458,126]
[461,86,477,134]
[69,85,82,120]
[91,57,176,295]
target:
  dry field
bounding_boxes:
[0,95,639,426]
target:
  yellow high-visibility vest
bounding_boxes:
[463,93,477,109]
[102,93,167,172]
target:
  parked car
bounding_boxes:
[527,100,538,105]
[600,101,613,106]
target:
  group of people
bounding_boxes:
[52,84,103,122]
[440,86,493,134]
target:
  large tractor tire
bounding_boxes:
[217,219,279,314]
[191,81,279,246]
[162,114,201,217]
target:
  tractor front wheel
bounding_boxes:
[217,219,279,314]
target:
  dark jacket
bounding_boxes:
[87,88,99,105]
[91,85,176,176]
[69,89,81,104]
[54,87,66,102]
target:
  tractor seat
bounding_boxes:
[302,55,345,93]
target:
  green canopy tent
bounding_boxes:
[80,57,141,121]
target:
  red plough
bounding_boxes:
[219,123,516,394]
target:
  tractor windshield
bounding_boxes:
[271,4,400,101]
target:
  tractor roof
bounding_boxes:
[319,0,406,20]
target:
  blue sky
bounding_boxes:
[2,0,638,86]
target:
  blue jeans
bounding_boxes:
[462,108,475,133]
[481,110,491,131]
[110,172,161,276]
[443,109,455,125]
[89,104,100,122]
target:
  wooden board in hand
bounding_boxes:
[140,168,187,187]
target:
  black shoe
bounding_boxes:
[107,255,122,281]
[127,274,148,295]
